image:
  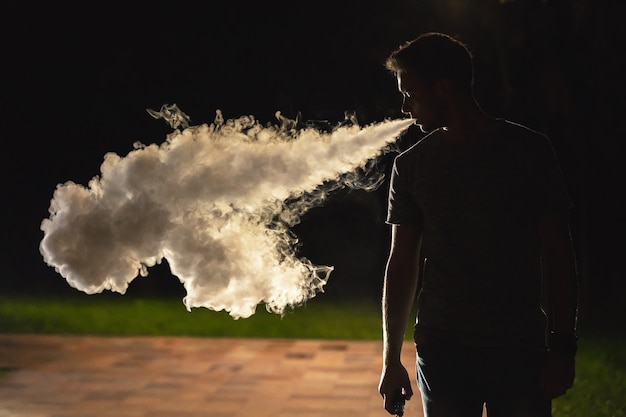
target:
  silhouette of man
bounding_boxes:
[378,32,578,417]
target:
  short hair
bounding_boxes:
[385,32,474,95]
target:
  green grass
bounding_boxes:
[552,329,626,417]
[1,294,624,416]
[0,293,388,339]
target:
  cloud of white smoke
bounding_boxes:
[39,105,414,318]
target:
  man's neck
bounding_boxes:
[441,98,498,145]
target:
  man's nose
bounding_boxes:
[401,98,409,114]
[401,100,412,116]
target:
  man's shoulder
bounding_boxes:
[497,119,549,146]
[395,128,443,162]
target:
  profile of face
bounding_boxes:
[397,71,447,133]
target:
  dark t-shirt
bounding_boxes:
[387,119,572,348]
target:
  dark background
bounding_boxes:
[2,1,624,320]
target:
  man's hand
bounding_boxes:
[539,350,575,399]
[379,362,414,415]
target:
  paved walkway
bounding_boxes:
[0,335,423,417]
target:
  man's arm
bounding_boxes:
[538,208,579,399]
[379,222,423,414]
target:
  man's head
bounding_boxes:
[386,32,474,95]
[385,32,474,131]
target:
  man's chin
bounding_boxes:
[417,123,435,133]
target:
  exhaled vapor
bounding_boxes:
[39,105,414,319]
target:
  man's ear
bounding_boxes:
[434,78,453,98]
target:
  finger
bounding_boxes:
[383,394,395,414]
[405,385,413,400]
[540,385,566,400]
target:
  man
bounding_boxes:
[378,32,578,417]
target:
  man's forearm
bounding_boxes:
[543,232,579,336]
[382,258,420,364]
[382,225,423,364]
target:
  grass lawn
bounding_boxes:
[552,333,626,417]
[1,294,624,417]
[0,293,386,339]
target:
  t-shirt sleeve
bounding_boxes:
[530,135,573,212]
[386,155,421,225]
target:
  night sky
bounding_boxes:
[2,1,624,315]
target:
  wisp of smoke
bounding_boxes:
[40,105,414,318]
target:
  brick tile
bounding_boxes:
[0,335,421,417]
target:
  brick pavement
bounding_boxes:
[0,335,424,417]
